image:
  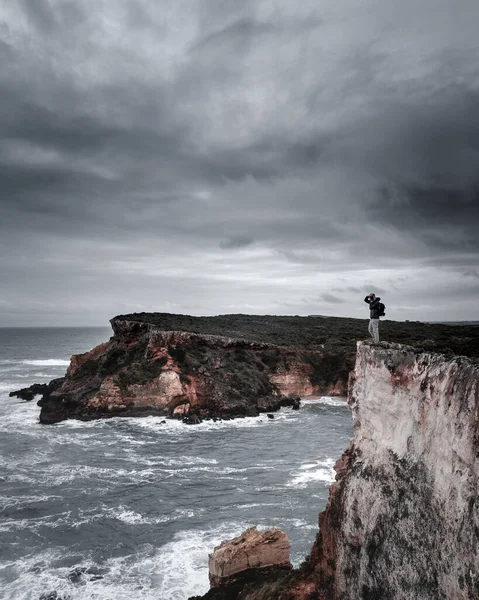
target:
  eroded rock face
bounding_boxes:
[308,341,479,600]
[209,526,292,587]
[30,317,346,424]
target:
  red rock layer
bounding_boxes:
[37,318,348,424]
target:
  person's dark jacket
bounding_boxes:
[364,295,382,319]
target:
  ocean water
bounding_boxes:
[0,328,353,600]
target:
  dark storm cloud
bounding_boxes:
[220,236,255,250]
[18,0,57,34]
[191,19,276,52]
[1,0,479,323]
[321,293,345,304]
[191,13,323,53]
[356,91,479,255]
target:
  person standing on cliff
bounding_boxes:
[364,293,381,343]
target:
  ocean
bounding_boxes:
[0,328,352,600]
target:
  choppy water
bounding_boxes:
[0,328,352,600]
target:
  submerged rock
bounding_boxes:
[67,566,104,583]
[291,397,301,410]
[182,414,202,425]
[39,593,71,600]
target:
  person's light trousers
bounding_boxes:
[368,318,379,343]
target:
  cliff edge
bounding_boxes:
[193,341,479,599]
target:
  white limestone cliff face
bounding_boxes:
[313,341,479,600]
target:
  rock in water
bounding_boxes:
[208,526,292,588]
[291,397,301,410]
[9,378,64,402]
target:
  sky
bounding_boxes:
[1,0,478,326]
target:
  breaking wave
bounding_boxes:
[21,359,70,367]
[301,396,348,407]
[287,458,336,487]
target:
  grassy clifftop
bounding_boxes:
[113,313,479,359]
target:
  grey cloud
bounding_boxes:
[321,293,345,304]
[18,0,57,34]
[192,13,323,53]
[220,236,255,250]
[360,286,387,296]
[332,286,387,297]
[191,19,276,52]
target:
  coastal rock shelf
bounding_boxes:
[22,314,349,424]
[193,341,479,599]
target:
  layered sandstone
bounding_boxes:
[27,316,347,424]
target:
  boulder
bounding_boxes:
[209,526,292,588]
[172,402,190,417]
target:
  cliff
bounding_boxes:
[193,341,479,600]
[307,341,479,599]
[33,316,347,424]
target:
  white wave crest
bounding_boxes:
[22,359,70,367]
[0,398,40,431]
[0,383,16,392]
[301,396,348,407]
[131,411,292,435]
[287,458,336,487]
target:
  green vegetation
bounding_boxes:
[165,340,277,414]
[115,313,479,359]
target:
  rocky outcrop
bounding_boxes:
[193,341,479,600]
[209,527,292,587]
[9,378,64,402]
[28,315,347,424]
